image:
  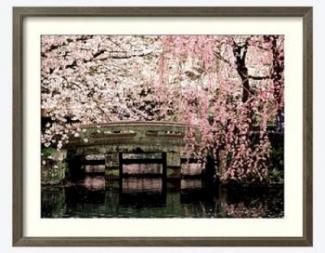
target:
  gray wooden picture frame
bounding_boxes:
[12,6,313,247]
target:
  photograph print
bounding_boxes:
[41,34,284,218]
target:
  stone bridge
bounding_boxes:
[66,121,197,178]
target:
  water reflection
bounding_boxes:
[119,178,166,209]
[42,176,283,218]
[181,178,202,189]
[84,175,105,191]
[121,177,163,193]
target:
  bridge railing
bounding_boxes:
[82,121,186,132]
[67,121,191,147]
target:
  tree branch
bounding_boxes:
[248,75,271,80]
[213,51,232,66]
[97,51,153,60]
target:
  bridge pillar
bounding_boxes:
[166,151,181,179]
[105,153,120,178]
[166,151,181,167]
[105,153,119,168]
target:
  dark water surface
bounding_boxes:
[41,175,284,218]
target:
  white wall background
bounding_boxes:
[0,0,323,252]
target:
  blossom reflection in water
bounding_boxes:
[42,176,283,218]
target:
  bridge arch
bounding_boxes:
[66,121,194,179]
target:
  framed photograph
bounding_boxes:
[13,7,313,246]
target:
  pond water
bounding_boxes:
[41,175,284,218]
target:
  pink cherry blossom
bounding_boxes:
[41,35,284,183]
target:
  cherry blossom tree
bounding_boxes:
[41,35,161,149]
[155,35,284,182]
[41,34,284,183]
